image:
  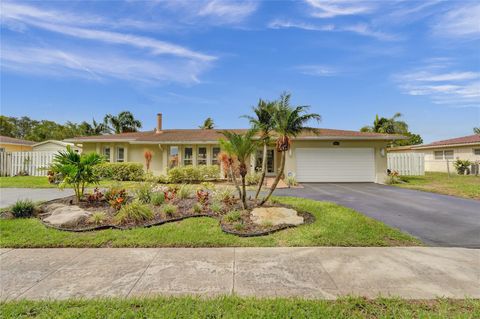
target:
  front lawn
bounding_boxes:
[0,176,142,189]
[395,172,480,200]
[1,296,477,318]
[0,197,420,248]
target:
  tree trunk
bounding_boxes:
[241,173,247,209]
[228,165,242,201]
[255,142,268,200]
[260,150,285,205]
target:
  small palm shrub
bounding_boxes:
[162,203,178,217]
[192,203,203,213]
[115,201,153,225]
[135,183,153,203]
[89,212,107,225]
[224,210,241,223]
[151,192,165,206]
[11,199,35,218]
[178,184,193,199]
[454,159,472,175]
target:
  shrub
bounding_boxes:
[114,201,153,225]
[245,172,261,185]
[86,188,104,203]
[167,165,220,183]
[234,223,245,231]
[192,203,203,213]
[89,212,107,225]
[151,192,165,206]
[105,185,127,210]
[162,203,178,216]
[200,181,216,190]
[196,189,209,205]
[93,162,144,181]
[210,201,223,213]
[285,176,298,187]
[224,210,241,223]
[11,199,35,218]
[213,188,236,206]
[386,170,401,185]
[178,184,193,199]
[454,159,472,175]
[135,183,153,204]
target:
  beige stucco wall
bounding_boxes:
[412,145,480,172]
[0,143,33,152]
[33,142,80,152]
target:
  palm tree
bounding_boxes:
[242,99,276,199]
[219,130,258,209]
[260,93,321,205]
[360,113,408,134]
[474,127,480,135]
[104,111,142,134]
[199,117,215,129]
[91,118,109,135]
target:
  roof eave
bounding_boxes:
[412,142,480,149]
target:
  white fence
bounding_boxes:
[387,153,425,176]
[0,151,56,176]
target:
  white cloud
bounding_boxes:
[198,0,258,23]
[394,61,480,107]
[295,65,338,77]
[431,3,480,39]
[268,19,334,31]
[304,0,375,18]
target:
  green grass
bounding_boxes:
[0,197,420,248]
[1,296,478,318]
[0,176,142,189]
[395,172,480,200]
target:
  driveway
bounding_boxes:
[274,183,480,248]
[0,188,74,208]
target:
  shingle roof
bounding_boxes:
[65,128,404,143]
[0,135,36,145]
[413,134,480,149]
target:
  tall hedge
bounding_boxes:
[167,165,220,183]
[93,162,144,181]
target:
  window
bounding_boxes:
[116,147,124,162]
[474,149,480,156]
[434,150,454,160]
[212,147,221,165]
[184,147,193,165]
[169,146,179,168]
[102,147,111,162]
[0,147,5,152]
[255,149,275,173]
[197,147,207,165]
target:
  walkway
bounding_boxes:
[1,247,478,300]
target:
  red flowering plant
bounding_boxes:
[105,186,127,210]
[196,189,209,207]
[86,188,104,204]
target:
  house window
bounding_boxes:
[102,147,111,162]
[184,147,193,165]
[474,149,480,155]
[169,146,179,168]
[116,147,125,162]
[212,147,221,165]
[197,147,207,165]
[0,147,5,152]
[434,150,454,160]
[255,149,275,173]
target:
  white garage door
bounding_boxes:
[295,148,375,182]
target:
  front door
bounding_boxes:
[255,149,275,175]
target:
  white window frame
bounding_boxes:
[434,150,454,160]
[197,147,207,165]
[102,147,111,162]
[212,147,221,165]
[116,147,125,162]
[169,146,179,168]
[184,147,193,166]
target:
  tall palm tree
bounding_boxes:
[260,93,321,205]
[242,99,277,199]
[360,113,408,134]
[199,117,215,129]
[474,127,480,135]
[91,118,109,135]
[104,111,142,134]
[219,130,258,209]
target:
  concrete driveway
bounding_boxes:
[274,183,480,248]
[0,188,74,208]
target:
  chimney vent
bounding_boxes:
[156,113,162,133]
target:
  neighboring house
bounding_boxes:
[0,135,35,152]
[66,113,404,183]
[389,134,480,172]
[32,140,81,153]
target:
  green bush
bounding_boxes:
[151,192,165,206]
[224,210,242,223]
[167,165,220,183]
[135,183,153,204]
[162,203,178,216]
[245,172,261,185]
[454,159,472,175]
[93,162,144,181]
[11,199,35,218]
[210,201,223,213]
[178,184,193,199]
[192,203,203,213]
[89,212,107,225]
[114,201,153,225]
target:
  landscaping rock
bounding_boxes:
[43,204,92,228]
[250,207,304,226]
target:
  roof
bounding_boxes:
[65,128,405,143]
[0,135,36,146]
[33,140,75,147]
[387,145,414,152]
[413,134,480,149]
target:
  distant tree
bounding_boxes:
[90,118,109,135]
[361,113,423,147]
[0,116,15,137]
[104,111,142,134]
[199,117,215,129]
[393,132,423,146]
[10,116,38,139]
[474,127,480,135]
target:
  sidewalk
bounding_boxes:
[1,247,478,300]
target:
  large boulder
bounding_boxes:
[250,207,304,226]
[43,204,91,228]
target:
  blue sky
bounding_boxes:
[1,0,479,143]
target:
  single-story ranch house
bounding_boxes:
[389,134,480,172]
[66,113,404,183]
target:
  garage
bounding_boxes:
[295,148,376,182]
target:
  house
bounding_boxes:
[66,113,405,183]
[32,140,81,153]
[388,134,480,172]
[0,135,35,152]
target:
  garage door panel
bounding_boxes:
[295,148,375,182]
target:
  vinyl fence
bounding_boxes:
[0,151,56,177]
[387,153,425,176]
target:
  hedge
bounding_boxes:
[167,165,220,183]
[93,162,144,181]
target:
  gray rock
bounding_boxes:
[43,204,91,227]
[250,207,304,226]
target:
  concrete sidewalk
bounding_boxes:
[1,247,478,300]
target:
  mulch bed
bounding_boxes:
[38,196,315,237]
